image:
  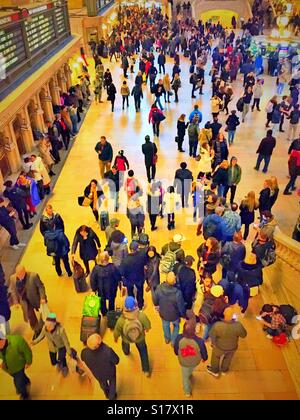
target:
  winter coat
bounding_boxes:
[227,164,242,186]
[120,251,147,287]
[142,141,157,167]
[0,335,32,375]
[8,272,47,310]
[71,227,100,262]
[81,343,119,381]
[259,188,271,212]
[221,241,246,273]
[0,282,11,321]
[110,241,128,267]
[153,283,186,322]
[198,148,213,174]
[236,261,263,287]
[202,214,225,241]
[33,323,71,354]
[213,140,229,165]
[177,120,189,137]
[95,141,113,162]
[163,192,181,214]
[256,136,276,156]
[239,201,258,225]
[226,114,240,131]
[40,213,65,236]
[90,263,121,299]
[213,167,228,186]
[222,210,242,239]
[144,256,160,289]
[174,168,193,194]
[3,186,27,211]
[197,244,220,275]
[177,266,197,307]
[199,128,212,145]
[188,123,200,143]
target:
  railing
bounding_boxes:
[274,226,300,273]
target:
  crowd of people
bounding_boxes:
[0,3,299,401]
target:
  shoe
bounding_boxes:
[144,371,151,378]
[61,366,69,377]
[283,191,292,195]
[18,243,27,247]
[266,334,273,339]
[221,372,227,376]
[19,394,30,400]
[254,167,259,171]
[165,339,171,344]
[191,96,196,98]
[185,393,192,398]
[23,223,33,230]
[151,226,158,231]
[279,130,285,133]
[292,186,297,191]
[10,245,19,250]
[257,109,261,111]
[67,272,73,277]
[179,149,185,152]
[206,366,219,378]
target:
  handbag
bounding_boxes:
[78,196,92,207]
[153,154,158,165]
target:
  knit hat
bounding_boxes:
[46,313,57,323]
[109,218,120,227]
[185,255,195,265]
[166,272,176,286]
[173,234,186,243]
[210,285,224,298]
[124,296,136,311]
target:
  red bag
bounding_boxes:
[272,333,288,347]
[153,154,158,165]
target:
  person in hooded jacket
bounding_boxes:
[90,251,122,316]
[202,206,225,241]
[144,246,161,293]
[126,197,145,238]
[220,231,246,278]
[108,230,128,269]
[71,225,101,276]
[177,256,197,310]
[153,272,186,345]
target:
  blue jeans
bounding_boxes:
[70,115,78,134]
[228,130,235,144]
[255,154,271,173]
[154,96,164,110]
[203,323,212,340]
[277,82,285,95]
[217,184,226,198]
[162,319,180,344]
[181,366,194,394]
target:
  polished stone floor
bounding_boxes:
[1,49,299,400]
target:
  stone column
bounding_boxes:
[18,107,35,153]
[57,69,67,93]
[30,95,45,132]
[49,75,61,106]
[39,84,54,123]
[2,123,21,173]
[65,63,73,90]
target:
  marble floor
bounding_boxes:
[1,49,299,400]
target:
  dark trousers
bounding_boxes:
[110,98,115,112]
[3,220,19,246]
[177,135,184,150]
[279,114,285,131]
[284,174,298,193]
[62,132,70,150]
[159,64,165,74]
[149,214,157,230]
[134,97,141,111]
[49,347,67,367]
[150,77,156,90]
[181,190,190,208]
[37,180,45,200]
[243,223,251,240]
[17,207,30,228]
[252,98,261,110]
[123,67,128,78]
[83,258,96,275]
[122,96,129,109]
[122,340,150,372]
[167,213,175,229]
[174,89,179,103]
[255,154,271,173]
[99,370,117,400]
[153,122,160,136]
[224,185,237,204]
[131,224,143,238]
[12,369,30,399]
[54,254,72,276]
[126,282,144,309]
[189,141,198,157]
[266,112,272,127]
[146,164,156,183]
[100,295,115,316]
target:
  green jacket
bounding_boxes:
[209,320,247,352]
[114,308,151,344]
[227,164,242,186]
[0,335,32,375]
[32,324,71,355]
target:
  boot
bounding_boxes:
[171,221,175,230]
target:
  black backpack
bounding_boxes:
[236,97,244,112]
[279,305,298,326]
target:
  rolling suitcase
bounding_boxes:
[73,260,88,293]
[100,211,109,231]
[80,316,101,344]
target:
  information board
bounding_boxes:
[55,6,66,34]
[25,13,56,54]
[0,25,26,72]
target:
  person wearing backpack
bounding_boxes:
[220,231,246,278]
[188,117,200,158]
[161,234,185,273]
[254,130,276,173]
[114,296,151,377]
[153,272,186,346]
[174,317,208,397]
[142,135,158,183]
[287,104,300,142]
[148,104,165,138]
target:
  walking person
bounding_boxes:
[225,110,240,145]
[142,135,158,183]
[8,265,47,339]
[177,256,197,310]
[172,73,182,103]
[265,96,278,128]
[93,74,104,104]
[252,78,264,111]
[144,246,161,293]
[152,79,165,111]
[283,145,300,195]
[174,162,194,208]
[174,316,208,397]
[120,80,130,110]
[188,116,200,158]
[163,186,181,230]
[239,191,259,240]
[224,157,242,204]
[153,272,186,346]
[207,307,247,377]
[176,114,189,152]
[158,51,166,74]
[241,86,253,122]
[81,334,119,400]
[127,198,145,238]
[114,296,151,377]
[254,130,276,173]
[0,333,32,400]
[148,104,165,138]
[147,181,161,231]
[71,225,101,277]
[31,313,72,377]
[131,82,143,112]
[90,251,122,316]
[107,81,117,112]
[95,136,113,179]
[287,103,300,141]
[114,150,129,188]
[0,199,26,250]
[80,180,104,222]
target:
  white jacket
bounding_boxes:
[197,148,213,174]
[163,192,181,214]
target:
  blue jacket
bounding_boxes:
[203,214,225,241]
[222,211,241,240]
[44,229,70,258]
[153,283,186,322]
[189,109,202,123]
[220,277,249,313]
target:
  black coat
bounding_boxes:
[174,168,193,194]
[213,167,228,186]
[90,263,121,299]
[40,213,65,236]
[81,343,119,381]
[236,261,263,287]
[177,120,188,137]
[120,251,147,287]
[226,114,240,131]
[104,170,120,192]
[177,266,197,307]
[256,136,276,156]
[72,227,100,262]
[142,142,157,167]
[239,202,257,225]
[259,188,271,212]
[197,244,220,275]
[0,282,11,321]
[3,186,27,211]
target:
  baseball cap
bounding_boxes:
[173,234,186,243]
[110,218,120,227]
[124,296,136,311]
